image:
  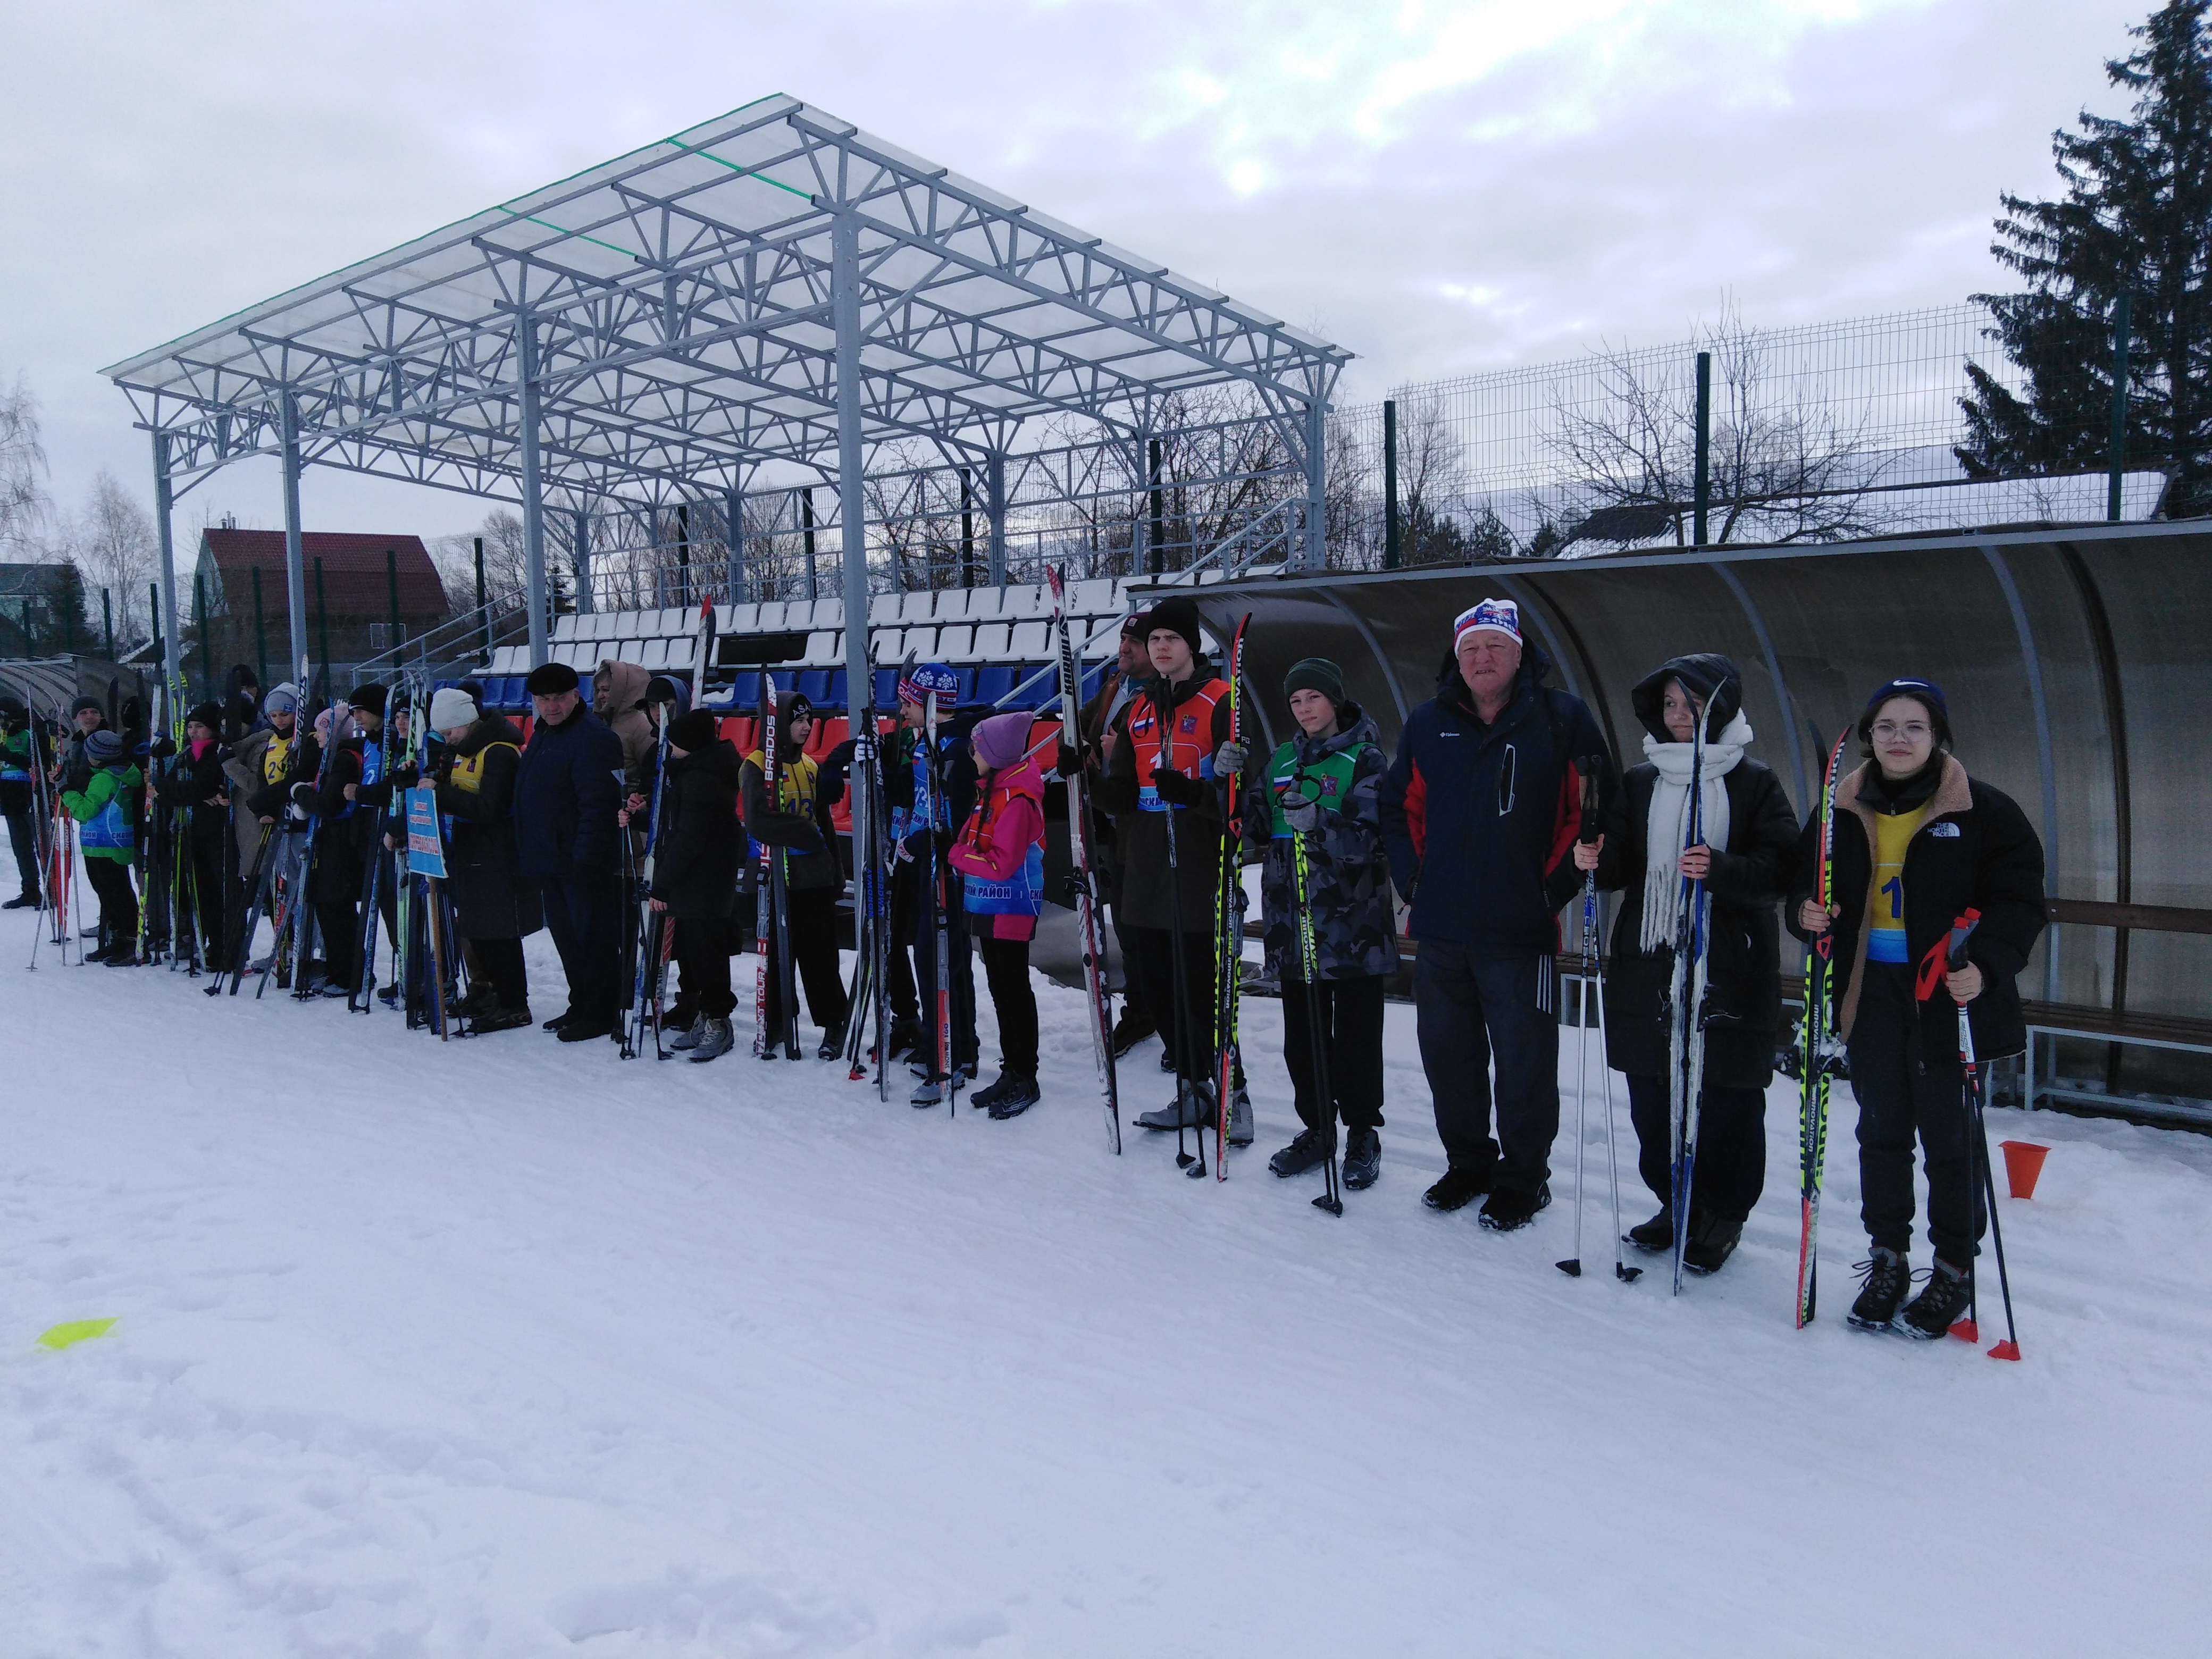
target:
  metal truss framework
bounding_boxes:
[104,95,1348,675]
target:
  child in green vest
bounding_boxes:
[62,727,144,964]
[1227,658,1400,1193]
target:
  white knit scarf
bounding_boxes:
[1639,710,1751,954]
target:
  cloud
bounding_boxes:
[0,0,2150,537]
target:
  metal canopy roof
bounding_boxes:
[103,94,1351,509]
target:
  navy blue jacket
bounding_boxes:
[1380,647,1610,958]
[513,704,624,879]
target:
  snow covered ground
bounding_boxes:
[3,901,2209,1657]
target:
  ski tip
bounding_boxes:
[1555,1259,1582,1277]
[1948,1317,1981,1344]
[1987,1339,2022,1362]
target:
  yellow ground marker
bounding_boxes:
[36,1319,117,1351]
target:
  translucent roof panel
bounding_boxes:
[105,96,1349,509]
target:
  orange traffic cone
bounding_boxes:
[2000,1140,2050,1200]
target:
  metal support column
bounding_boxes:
[676,503,692,607]
[833,213,872,718]
[959,468,975,589]
[516,317,548,667]
[151,429,182,687]
[1693,350,1712,547]
[1382,399,1402,569]
[572,510,594,615]
[986,451,1007,586]
[2108,294,2132,524]
[802,489,819,600]
[1303,397,1327,572]
[279,391,307,676]
[724,482,745,605]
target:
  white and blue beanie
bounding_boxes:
[1453,598,1521,651]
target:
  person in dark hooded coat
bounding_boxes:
[423,686,541,1030]
[153,701,233,969]
[655,708,745,1061]
[1379,597,1611,1232]
[1577,653,1799,1274]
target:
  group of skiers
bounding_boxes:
[2,584,2047,1338]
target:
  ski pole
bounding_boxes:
[1289,802,1340,1217]
[1930,908,2021,1360]
[1559,773,1603,1277]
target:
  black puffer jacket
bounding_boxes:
[430,714,541,940]
[653,739,744,919]
[1594,655,1800,1086]
[1787,754,2045,1063]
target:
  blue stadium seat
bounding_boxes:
[797,669,834,707]
[971,665,1020,707]
[821,670,847,711]
[873,668,900,709]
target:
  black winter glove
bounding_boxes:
[1151,767,1205,808]
[1056,741,1085,778]
[149,735,177,760]
[288,782,319,808]
[388,762,420,789]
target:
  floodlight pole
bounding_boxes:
[517,315,548,666]
[833,211,871,725]
[280,390,308,675]
[986,453,1008,586]
[150,429,182,686]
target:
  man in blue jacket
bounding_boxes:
[1381,599,1611,1230]
[514,661,626,1043]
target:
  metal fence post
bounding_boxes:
[1693,349,1712,547]
[2108,293,2132,524]
[1383,399,1401,569]
[251,566,268,690]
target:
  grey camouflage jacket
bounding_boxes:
[1239,707,1401,981]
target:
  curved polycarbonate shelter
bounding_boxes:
[1153,519,2212,1095]
[101,95,1348,716]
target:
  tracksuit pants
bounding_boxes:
[1848,962,1985,1268]
[1413,942,1559,1200]
[1280,973,1386,1133]
[1625,1075,1768,1224]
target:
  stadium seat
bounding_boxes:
[873,668,900,708]
[797,669,834,707]
[822,669,847,711]
[1009,621,1052,658]
[935,624,973,659]
[973,665,1020,707]
[970,621,1012,659]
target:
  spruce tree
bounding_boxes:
[1958,0,2212,515]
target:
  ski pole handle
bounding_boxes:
[1946,908,1982,971]
[1577,770,1601,847]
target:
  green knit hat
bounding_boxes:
[1283,657,1344,708]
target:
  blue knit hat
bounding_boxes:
[1861,676,1947,722]
[86,729,124,764]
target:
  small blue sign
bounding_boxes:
[404,787,448,879]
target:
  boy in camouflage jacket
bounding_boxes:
[1230,657,1398,1192]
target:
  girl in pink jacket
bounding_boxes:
[950,710,1048,1118]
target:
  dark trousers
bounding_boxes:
[181,832,227,967]
[1125,923,1220,1087]
[978,934,1039,1074]
[767,884,849,1035]
[1849,962,1984,1267]
[2,781,39,897]
[85,856,137,948]
[539,872,622,1026]
[673,916,735,1019]
[1281,974,1386,1133]
[1624,1074,1768,1224]
[885,870,920,1024]
[470,935,530,1011]
[1413,942,1559,1199]
[315,899,359,987]
[909,872,977,1074]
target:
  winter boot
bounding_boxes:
[1422,1164,1490,1212]
[1342,1127,1381,1191]
[1682,1212,1744,1275]
[1135,1080,1205,1132]
[910,1076,952,1108]
[883,1017,923,1063]
[667,1013,708,1052]
[3,891,38,910]
[1625,1209,1675,1252]
[456,981,500,1019]
[688,1018,735,1062]
[1109,1010,1155,1058]
[1899,1256,1974,1340]
[985,1070,1041,1120]
[1268,1127,1328,1178]
[541,1008,573,1032]
[817,1024,845,1062]
[1847,1247,1911,1331]
[970,1070,1012,1111]
[1478,1183,1552,1233]
[1227,1088,1253,1147]
[471,1005,533,1034]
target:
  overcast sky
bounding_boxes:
[0,0,2151,542]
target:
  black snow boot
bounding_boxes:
[985,1070,1040,1119]
[817,1024,845,1062]
[1110,1010,1155,1058]
[1342,1127,1381,1191]
[1899,1256,1974,1340]
[1626,1209,1674,1252]
[1422,1164,1490,1212]
[1848,1247,1912,1331]
[1268,1127,1327,1178]
[3,891,38,910]
[1478,1183,1552,1233]
[883,1017,922,1063]
[1682,1212,1743,1275]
